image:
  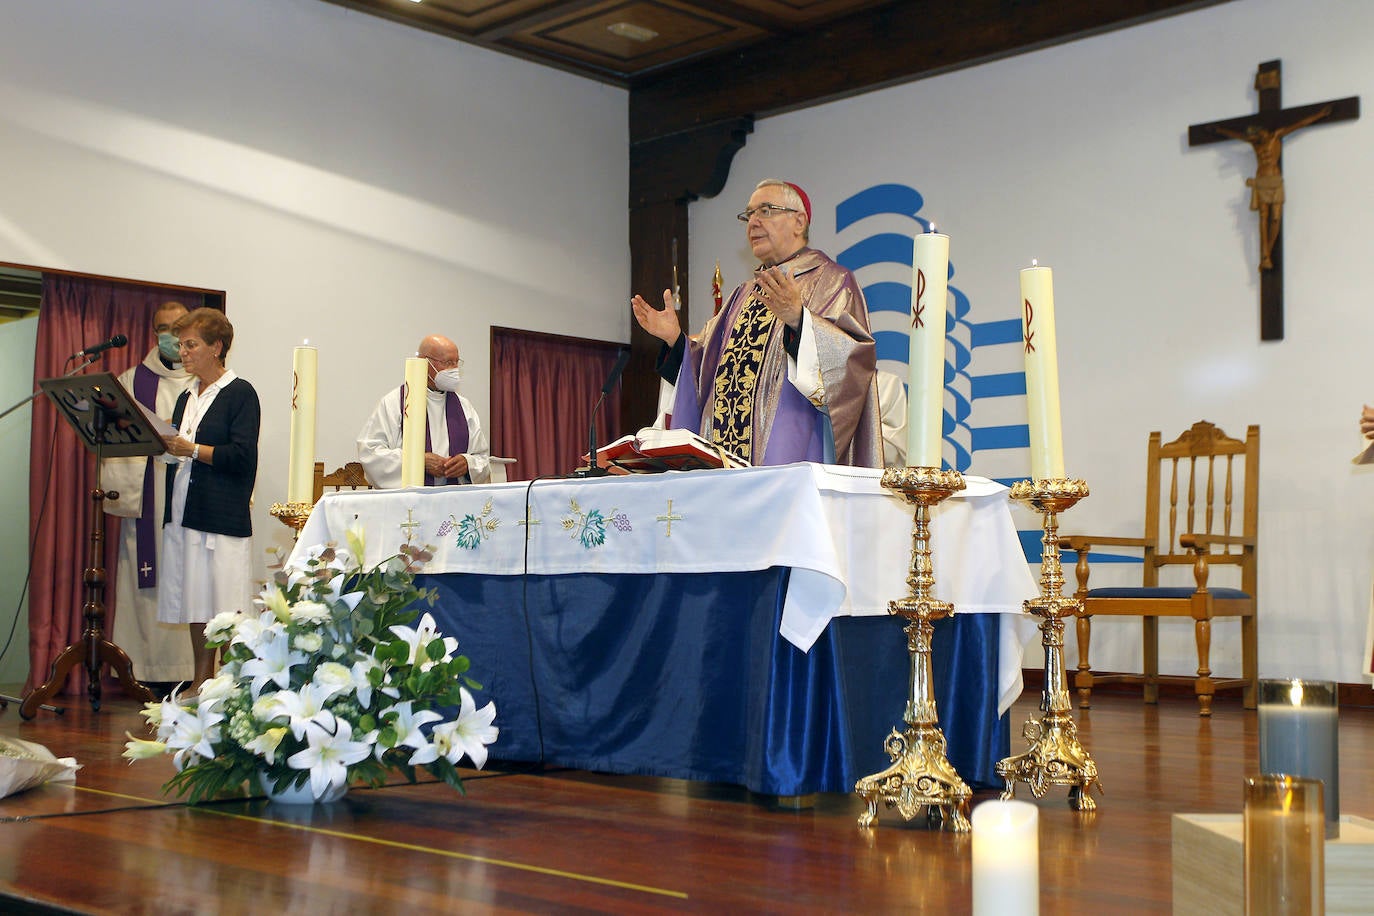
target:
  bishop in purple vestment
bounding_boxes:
[633,179,882,467]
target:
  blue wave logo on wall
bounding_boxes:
[832,183,1135,566]
[833,182,1030,478]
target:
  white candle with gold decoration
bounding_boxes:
[287,343,317,504]
[401,356,428,487]
[908,227,950,467]
[1020,263,1065,479]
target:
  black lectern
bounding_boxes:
[20,372,163,718]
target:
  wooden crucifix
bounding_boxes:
[1188,60,1359,340]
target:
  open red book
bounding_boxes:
[592,427,750,474]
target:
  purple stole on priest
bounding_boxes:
[398,386,470,485]
[133,363,160,589]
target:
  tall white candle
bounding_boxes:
[1020,264,1065,479]
[400,356,428,488]
[908,229,950,467]
[287,344,317,504]
[972,799,1039,915]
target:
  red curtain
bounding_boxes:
[26,276,181,696]
[491,330,624,480]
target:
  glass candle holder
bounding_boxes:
[1257,678,1339,839]
[971,799,1038,915]
[1244,775,1324,916]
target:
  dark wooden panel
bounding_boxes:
[629,0,1229,142]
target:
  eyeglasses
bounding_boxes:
[736,204,799,223]
[424,355,464,370]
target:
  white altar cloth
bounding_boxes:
[293,462,1039,713]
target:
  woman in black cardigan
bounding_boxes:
[157,309,260,689]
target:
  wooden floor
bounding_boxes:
[0,688,1369,914]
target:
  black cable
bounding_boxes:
[0,405,62,671]
[518,473,565,767]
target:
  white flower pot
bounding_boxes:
[260,772,348,804]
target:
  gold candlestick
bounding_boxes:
[269,500,313,534]
[856,466,972,832]
[997,477,1101,811]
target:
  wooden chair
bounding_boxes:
[1064,421,1259,716]
[312,460,374,504]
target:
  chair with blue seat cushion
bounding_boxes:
[1064,421,1259,716]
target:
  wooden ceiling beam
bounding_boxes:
[629,0,1230,143]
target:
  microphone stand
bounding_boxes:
[572,388,613,479]
[572,349,630,479]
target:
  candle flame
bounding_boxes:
[1031,258,1039,268]
[1288,680,1304,706]
[929,221,937,233]
[303,339,310,346]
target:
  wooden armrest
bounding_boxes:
[1180,533,1255,549]
[1063,535,1150,552]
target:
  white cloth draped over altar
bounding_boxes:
[292,462,1039,713]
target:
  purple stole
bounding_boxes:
[132,363,160,589]
[398,386,470,485]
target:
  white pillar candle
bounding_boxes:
[287,344,317,504]
[1020,264,1065,479]
[908,229,950,467]
[400,356,428,488]
[972,799,1039,916]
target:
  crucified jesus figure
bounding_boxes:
[1212,105,1331,271]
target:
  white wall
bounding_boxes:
[691,0,1374,683]
[0,0,629,657]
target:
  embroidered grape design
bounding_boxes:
[611,512,631,532]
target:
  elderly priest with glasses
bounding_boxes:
[357,334,491,487]
[632,178,882,468]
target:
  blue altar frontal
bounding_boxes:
[293,463,1038,795]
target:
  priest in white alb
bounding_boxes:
[104,300,195,685]
[357,334,491,487]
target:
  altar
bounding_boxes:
[292,463,1038,795]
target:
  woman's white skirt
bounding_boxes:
[157,521,255,625]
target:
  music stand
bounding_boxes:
[19,372,162,718]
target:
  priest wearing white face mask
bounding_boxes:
[356,334,491,488]
[103,300,195,687]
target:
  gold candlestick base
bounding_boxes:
[269,500,313,534]
[997,477,1102,811]
[856,466,972,832]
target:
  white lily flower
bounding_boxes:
[388,700,443,753]
[245,726,290,765]
[388,612,459,671]
[239,629,308,697]
[344,523,366,567]
[272,682,334,740]
[164,702,225,767]
[258,585,293,623]
[286,711,371,801]
[122,732,167,762]
[428,688,498,769]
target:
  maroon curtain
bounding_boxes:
[27,276,182,696]
[491,331,624,480]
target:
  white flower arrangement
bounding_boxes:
[124,530,497,804]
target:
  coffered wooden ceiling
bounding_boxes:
[324,0,1225,92]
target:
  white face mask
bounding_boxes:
[433,367,462,392]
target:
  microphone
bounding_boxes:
[72,334,128,361]
[575,348,631,478]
